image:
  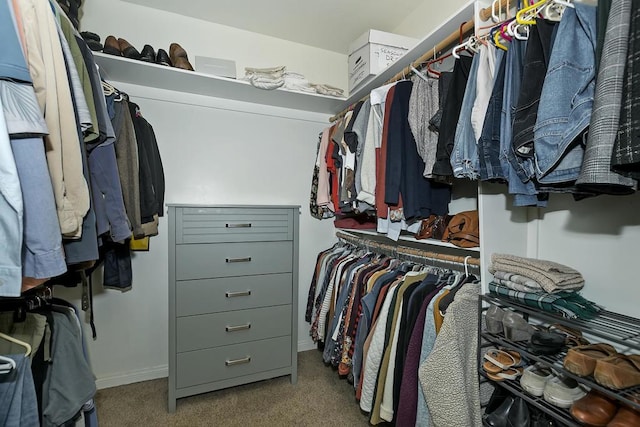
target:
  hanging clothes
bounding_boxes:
[306,237,481,426]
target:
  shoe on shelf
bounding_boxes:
[118,38,142,60]
[563,343,617,377]
[483,348,522,371]
[485,304,505,334]
[502,311,535,342]
[169,43,194,71]
[542,375,587,409]
[520,363,553,397]
[528,330,566,356]
[140,45,156,63]
[156,49,172,67]
[103,35,121,56]
[569,390,618,427]
[548,323,590,347]
[593,354,640,390]
[173,56,194,71]
[484,396,530,427]
[608,403,640,427]
[80,31,100,42]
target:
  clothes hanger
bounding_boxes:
[0,332,31,357]
[493,29,509,51]
[516,0,548,25]
[410,65,430,82]
[464,255,471,277]
[0,354,16,374]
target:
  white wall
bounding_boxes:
[534,194,640,318]
[80,0,348,91]
[57,85,337,388]
[392,0,471,40]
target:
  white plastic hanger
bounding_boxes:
[0,332,31,357]
[0,354,16,374]
[410,65,430,82]
[464,256,471,277]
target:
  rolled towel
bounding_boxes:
[245,65,286,79]
[248,75,284,90]
[310,83,344,97]
[489,254,584,293]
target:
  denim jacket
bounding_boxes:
[533,4,597,184]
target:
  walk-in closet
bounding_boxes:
[1,0,639,425]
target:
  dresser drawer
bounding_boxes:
[176,273,292,316]
[176,207,293,243]
[176,336,292,389]
[175,241,292,280]
[176,305,291,352]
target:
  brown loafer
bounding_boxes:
[569,391,617,426]
[103,35,121,56]
[173,56,194,71]
[169,42,189,60]
[608,402,640,427]
[563,343,617,377]
[117,38,141,60]
[594,354,640,390]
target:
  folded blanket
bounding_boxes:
[488,282,601,320]
[489,254,584,293]
[493,277,541,293]
[492,271,542,292]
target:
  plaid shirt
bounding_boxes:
[488,282,601,319]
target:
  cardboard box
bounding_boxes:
[348,30,417,93]
[194,56,237,79]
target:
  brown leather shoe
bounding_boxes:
[117,38,141,60]
[570,391,617,426]
[564,343,617,377]
[173,56,194,71]
[608,405,640,427]
[594,354,640,390]
[103,35,121,56]
[169,42,189,60]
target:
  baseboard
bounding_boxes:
[97,344,316,390]
[95,365,168,390]
[298,339,316,352]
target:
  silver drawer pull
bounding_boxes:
[226,223,252,228]
[225,356,251,366]
[226,257,252,263]
[225,290,251,298]
[225,323,251,332]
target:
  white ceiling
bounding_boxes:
[121,0,424,53]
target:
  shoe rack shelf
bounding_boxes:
[92,52,346,115]
[479,294,640,424]
[478,370,583,427]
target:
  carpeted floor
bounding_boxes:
[96,349,370,426]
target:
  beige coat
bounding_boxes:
[17,0,89,238]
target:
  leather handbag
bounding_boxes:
[441,210,480,248]
[415,214,452,240]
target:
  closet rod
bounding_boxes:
[335,231,481,267]
[329,0,513,123]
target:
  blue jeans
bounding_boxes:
[478,49,506,181]
[451,53,481,179]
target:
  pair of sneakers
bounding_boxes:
[520,363,588,408]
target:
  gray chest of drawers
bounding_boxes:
[167,205,299,412]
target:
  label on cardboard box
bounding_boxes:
[375,46,407,70]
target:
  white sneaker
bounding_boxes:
[520,364,553,397]
[542,375,588,408]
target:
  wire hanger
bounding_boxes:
[464,256,471,276]
[0,332,31,357]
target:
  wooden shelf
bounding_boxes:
[93,52,346,115]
